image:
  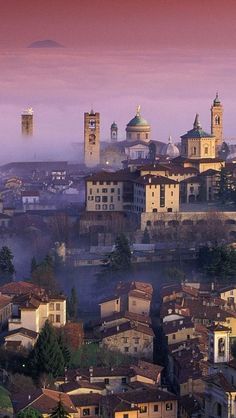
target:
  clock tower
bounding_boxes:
[211,92,223,154]
[84,110,100,167]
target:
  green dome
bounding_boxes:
[111,121,118,129]
[127,114,149,127]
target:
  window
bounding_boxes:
[153,405,158,412]
[83,409,90,416]
[107,181,111,185]
[99,181,104,185]
[104,378,109,385]
[216,403,222,417]
[166,403,172,411]
[160,184,165,207]
[124,347,129,352]
[205,146,208,155]
[111,188,115,193]
[132,300,136,306]
[134,338,139,344]
[102,196,108,202]
[118,196,120,201]
[171,191,173,196]
[123,415,129,418]
[134,347,138,352]
[114,181,118,185]
[102,204,108,210]
[89,188,92,194]
[95,204,100,210]
[95,407,99,415]
[97,188,99,193]
[172,334,176,340]
[95,196,101,202]
[193,146,197,155]
[56,314,61,323]
[102,188,108,193]
[152,192,154,197]
[49,303,54,311]
[140,406,147,413]
[118,188,120,194]
[56,303,60,311]
[109,204,115,210]
[123,337,128,343]
[92,181,96,185]
[187,334,190,339]
[110,196,113,203]
[122,377,127,384]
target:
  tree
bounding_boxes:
[67,287,78,321]
[0,246,15,283]
[142,228,150,244]
[30,320,65,378]
[17,408,42,418]
[148,142,156,163]
[57,331,71,367]
[49,399,70,418]
[218,167,234,204]
[219,141,230,161]
[107,234,132,271]
[198,244,236,280]
[31,257,38,275]
[31,255,57,294]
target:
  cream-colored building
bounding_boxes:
[181,114,216,160]
[163,318,195,345]
[133,175,179,213]
[0,294,12,331]
[86,172,124,212]
[101,322,154,360]
[8,294,66,333]
[126,107,151,142]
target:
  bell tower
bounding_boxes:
[110,121,118,142]
[84,110,100,167]
[208,323,230,366]
[211,92,223,153]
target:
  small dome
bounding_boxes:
[111,121,118,129]
[127,115,149,127]
[163,136,180,158]
[213,92,221,106]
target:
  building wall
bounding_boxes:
[0,302,12,330]
[86,180,124,212]
[100,298,121,319]
[84,112,100,167]
[144,183,179,213]
[181,137,215,159]
[5,333,36,350]
[114,400,177,418]
[102,328,153,360]
[128,296,150,316]
[20,309,39,332]
[211,104,223,152]
[166,327,195,345]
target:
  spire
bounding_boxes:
[168,135,172,143]
[213,92,221,106]
[193,113,201,130]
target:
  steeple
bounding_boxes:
[193,113,202,130]
[213,92,221,106]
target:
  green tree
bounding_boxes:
[31,255,57,294]
[198,244,236,280]
[218,167,234,204]
[30,257,38,275]
[57,332,71,367]
[50,399,70,418]
[108,234,132,271]
[67,287,78,321]
[17,408,42,418]
[142,228,150,244]
[30,320,65,378]
[148,142,156,162]
[0,246,15,283]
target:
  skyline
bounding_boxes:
[1,1,236,162]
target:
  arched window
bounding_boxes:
[215,115,220,125]
[218,337,225,356]
[193,146,197,155]
[205,146,208,155]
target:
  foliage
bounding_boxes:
[57,331,71,367]
[7,373,36,394]
[71,343,131,368]
[0,246,15,283]
[17,408,42,418]
[218,167,235,204]
[67,287,78,321]
[142,228,150,244]
[198,244,236,279]
[148,142,156,162]
[30,320,65,378]
[105,234,132,271]
[49,400,70,418]
[166,267,186,281]
[31,257,38,274]
[219,141,230,161]
[31,255,57,294]
[0,385,12,411]
[0,346,29,375]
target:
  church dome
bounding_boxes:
[127,114,149,127]
[126,106,151,142]
[111,121,118,129]
[163,136,180,158]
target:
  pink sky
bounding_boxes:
[0,1,236,162]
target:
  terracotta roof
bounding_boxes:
[102,321,154,338]
[116,281,153,296]
[0,281,44,296]
[204,372,236,392]
[98,311,151,326]
[12,389,77,414]
[136,174,178,185]
[70,393,101,407]
[130,360,163,381]
[61,379,105,393]
[119,387,177,403]
[5,327,38,340]
[163,317,194,335]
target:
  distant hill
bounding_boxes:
[28,39,64,48]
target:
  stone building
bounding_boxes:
[84,110,100,167]
[21,107,33,136]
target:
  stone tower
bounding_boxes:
[21,108,33,136]
[84,110,100,167]
[110,121,118,142]
[208,323,230,366]
[211,93,223,153]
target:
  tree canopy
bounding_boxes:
[198,244,236,280]
[0,246,15,283]
[49,400,70,418]
[106,234,132,271]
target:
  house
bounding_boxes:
[101,321,154,360]
[0,293,12,331]
[204,372,236,418]
[4,327,38,350]
[11,389,77,416]
[163,317,195,345]
[101,388,178,418]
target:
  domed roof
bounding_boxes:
[213,92,221,106]
[111,121,118,129]
[127,106,149,127]
[163,136,180,158]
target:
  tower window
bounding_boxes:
[193,146,197,156]
[215,115,220,125]
[205,147,208,155]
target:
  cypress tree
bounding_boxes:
[31,257,38,275]
[109,234,132,270]
[0,246,15,283]
[50,400,70,418]
[57,332,71,367]
[68,287,78,320]
[31,320,65,377]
